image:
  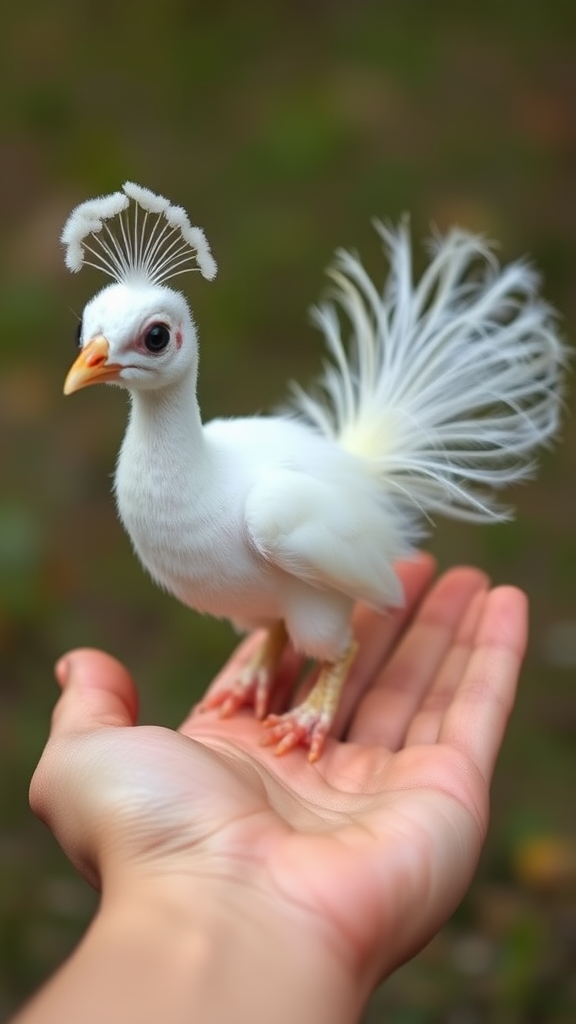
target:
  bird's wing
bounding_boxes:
[244,469,407,610]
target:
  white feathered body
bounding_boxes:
[111,224,564,663]
[115,396,405,661]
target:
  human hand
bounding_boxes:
[29,556,527,1022]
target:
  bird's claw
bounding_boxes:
[198,624,288,721]
[260,709,330,762]
[259,643,355,761]
[197,667,270,719]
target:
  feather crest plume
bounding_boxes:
[61,181,217,285]
[290,221,566,525]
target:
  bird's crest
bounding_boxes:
[61,181,217,285]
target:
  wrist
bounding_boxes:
[97,873,361,1024]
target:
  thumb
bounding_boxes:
[29,650,139,885]
[49,648,139,736]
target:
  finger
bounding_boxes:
[49,648,139,738]
[328,553,437,736]
[438,585,528,783]
[403,588,488,747]
[348,567,489,748]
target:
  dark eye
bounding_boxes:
[144,323,171,353]
[76,320,82,348]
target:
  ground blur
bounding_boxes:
[0,2,575,1020]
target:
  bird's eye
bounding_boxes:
[76,320,83,348]
[144,323,171,354]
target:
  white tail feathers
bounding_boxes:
[290,221,566,524]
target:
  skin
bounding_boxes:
[17,555,527,1024]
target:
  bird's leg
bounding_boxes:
[198,621,289,720]
[261,640,358,762]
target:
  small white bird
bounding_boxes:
[62,182,565,760]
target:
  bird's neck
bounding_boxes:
[114,369,223,584]
[122,370,210,480]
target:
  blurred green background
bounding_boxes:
[0,0,575,1019]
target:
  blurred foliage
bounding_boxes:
[0,0,575,1019]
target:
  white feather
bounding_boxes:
[288,221,566,531]
[60,182,217,284]
[61,191,129,272]
[122,180,171,214]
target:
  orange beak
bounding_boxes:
[64,336,123,395]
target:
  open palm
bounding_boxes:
[30,554,527,991]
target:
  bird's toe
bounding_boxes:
[260,708,330,761]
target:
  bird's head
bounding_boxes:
[61,182,216,397]
[65,281,197,395]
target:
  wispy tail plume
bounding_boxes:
[290,221,567,527]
